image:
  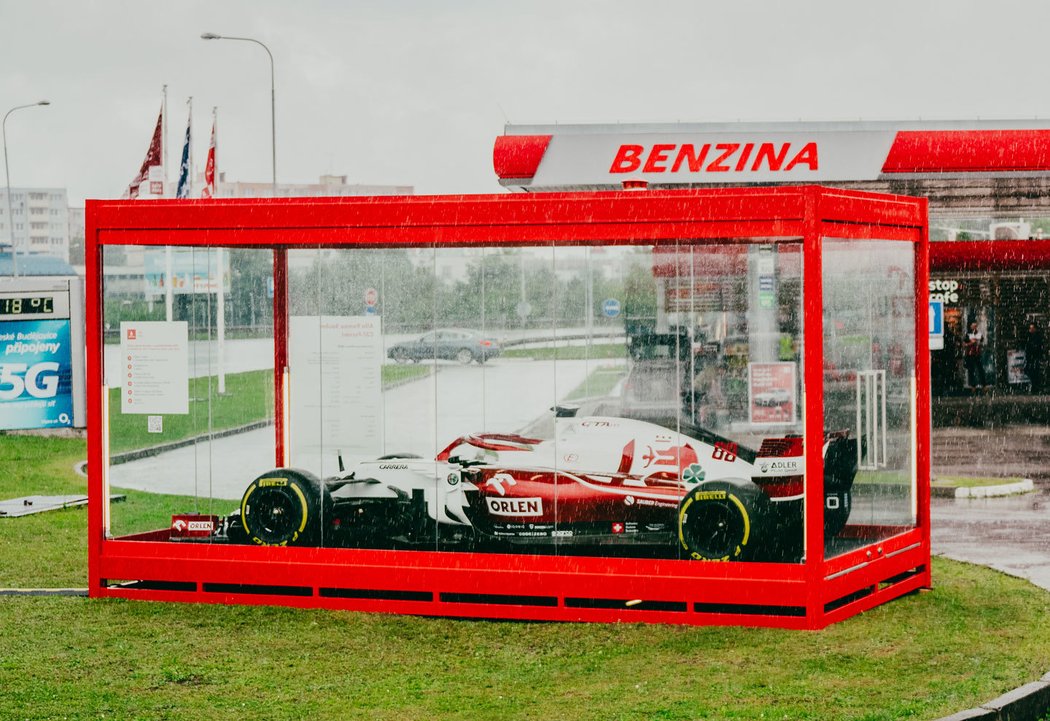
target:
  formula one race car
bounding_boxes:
[224,414,857,562]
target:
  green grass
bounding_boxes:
[565,366,626,401]
[380,363,432,386]
[2,436,1050,720]
[108,369,275,455]
[503,343,627,360]
[109,366,431,456]
[932,476,1027,488]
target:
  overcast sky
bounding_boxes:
[4,0,1050,205]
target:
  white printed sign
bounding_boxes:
[120,321,189,414]
[289,316,384,473]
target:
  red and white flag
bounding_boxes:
[202,108,217,199]
[123,105,163,199]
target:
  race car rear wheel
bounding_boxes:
[456,348,475,365]
[677,479,768,561]
[240,468,332,547]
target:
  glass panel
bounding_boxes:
[104,245,275,539]
[633,241,807,563]
[101,239,814,565]
[822,239,916,560]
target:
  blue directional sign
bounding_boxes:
[602,298,621,318]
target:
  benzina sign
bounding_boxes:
[610,142,819,175]
[493,122,1050,190]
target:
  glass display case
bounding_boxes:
[86,187,929,628]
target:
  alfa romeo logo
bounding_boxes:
[682,463,706,484]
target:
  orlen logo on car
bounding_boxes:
[172,519,214,532]
[609,142,819,175]
[486,497,543,517]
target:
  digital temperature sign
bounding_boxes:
[0,296,55,316]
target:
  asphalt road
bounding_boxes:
[931,482,1050,592]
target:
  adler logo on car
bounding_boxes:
[486,497,544,517]
[756,458,802,474]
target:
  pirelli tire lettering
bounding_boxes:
[240,468,331,547]
[676,480,769,562]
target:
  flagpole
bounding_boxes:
[163,86,174,322]
[188,96,194,198]
[212,106,218,197]
[162,85,168,193]
[213,106,226,394]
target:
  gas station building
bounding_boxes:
[494,120,1050,424]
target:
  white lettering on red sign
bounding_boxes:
[609,142,819,175]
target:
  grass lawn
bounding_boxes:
[381,363,432,386]
[502,343,627,360]
[109,365,432,456]
[108,369,275,455]
[2,437,1050,720]
[564,366,626,401]
[932,475,1028,488]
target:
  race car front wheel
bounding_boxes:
[240,468,332,547]
[677,479,768,562]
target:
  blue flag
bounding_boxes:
[176,109,191,199]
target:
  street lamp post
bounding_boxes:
[3,100,50,277]
[201,32,276,195]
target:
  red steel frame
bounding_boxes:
[85,186,930,629]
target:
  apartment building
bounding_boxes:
[0,187,70,262]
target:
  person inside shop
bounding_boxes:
[964,321,987,391]
[1024,322,1044,393]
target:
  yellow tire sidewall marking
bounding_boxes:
[241,478,310,545]
[678,487,751,559]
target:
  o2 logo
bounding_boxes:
[0,362,61,400]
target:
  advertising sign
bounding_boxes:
[748,362,796,426]
[120,321,189,414]
[143,248,230,297]
[1007,349,1028,384]
[929,300,944,351]
[0,319,74,430]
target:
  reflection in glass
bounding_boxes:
[101,240,868,566]
[823,239,916,559]
[103,245,275,538]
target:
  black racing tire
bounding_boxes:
[677,479,769,561]
[823,489,852,538]
[456,348,475,365]
[240,468,332,547]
